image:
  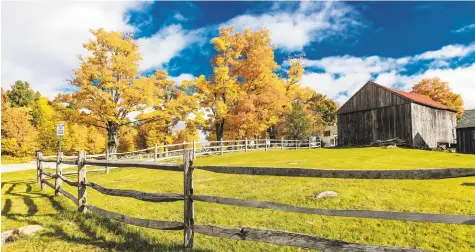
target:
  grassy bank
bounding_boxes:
[1,156,33,165]
[2,148,475,251]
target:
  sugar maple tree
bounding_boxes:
[137,70,203,147]
[1,92,38,157]
[229,28,287,139]
[195,27,242,141]
[411,77,464,119]
[196,27,291,140]
[64,29,157,154]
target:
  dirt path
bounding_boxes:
[1,162,74,173]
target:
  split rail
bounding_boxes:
[36,149,475,252]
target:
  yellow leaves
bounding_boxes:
[70,29,158,132]
[117,126,138,152]
[136,68,203,148]
[215,101,228,119]
[1,106,38,157]
[287,58,304,90]
[211,37,228,52]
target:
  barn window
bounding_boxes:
[324,131,331,137]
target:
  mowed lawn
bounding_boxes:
[2,147,475,251]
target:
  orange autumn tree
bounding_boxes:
[195,27,242,141]
[64,29,157,154]
[229,28,287,139]
[196,27,289,140]
[411,77,464,119]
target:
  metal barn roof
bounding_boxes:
[457,109,475,128]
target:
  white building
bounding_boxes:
[319,124,338,147]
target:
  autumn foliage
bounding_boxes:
[9,27,467,158]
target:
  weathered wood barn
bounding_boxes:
[456,109,475,154]
[337,81,457,148]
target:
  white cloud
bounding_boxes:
[453,23,475,33]
[1,2,201,99]
[138,25,204,72]
[1,1,148,98]
[171,73,196,84]
[414,44,475,61]
[224,1,363,51]
[302,55,404,74]
[301,43,475,109]
[174,12,188,22]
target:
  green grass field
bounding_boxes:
[2,147,475,251]
[1,156,33,165]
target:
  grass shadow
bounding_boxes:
[2,180,212,252]
[461,182,475,186]
[3,181,42,218]
[2,198,12,215]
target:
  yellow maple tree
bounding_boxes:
[64,29,158,154]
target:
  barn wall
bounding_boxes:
[410,103,456,148]
[338,82,409,114]
[456,128,475,154]
[337,103,412,146]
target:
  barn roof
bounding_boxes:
[369,81,457,112]
[457,109,475,128]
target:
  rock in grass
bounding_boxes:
[315,191,338,199]
[1,225,44,243]
[17,225,44,236]
[2,230,15,243]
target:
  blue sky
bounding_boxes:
[2,1,475,108]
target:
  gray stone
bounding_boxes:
[1,230,15,243]
[17,225,44,236]
[315,191,338,198]
[1,225,44,244]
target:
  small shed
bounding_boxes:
[337,81,457,148]
[456,109,475,154]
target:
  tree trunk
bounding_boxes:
[215,119,225,141]
[267,126,277,140]
[107,123,119,157]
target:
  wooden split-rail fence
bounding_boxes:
[43,138,322,163]
[36,148,475,252]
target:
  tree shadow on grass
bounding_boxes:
[2,180,212,252]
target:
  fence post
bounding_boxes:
[220,139,224,155]
[154,144,158,162]
[55,152,63,196]
[183,149,195,250]
[37,152,44,188]
[265,138,268,151]
[281,138,284,150]
[165,145,168,158]
[192,140,196,158]
[245,137,248,152]
[77,150,87,214]
[105,149,110,174]
[308,136,311,149]
[295,140,297,150]
[36,151,40,184]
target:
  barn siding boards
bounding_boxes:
[337,103,412,146]
[337,81,456,148]
[338,81,409,114]
[410,103,456,148]
[456,128,475,154]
